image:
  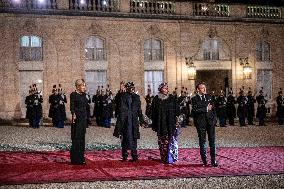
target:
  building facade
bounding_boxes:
[0,0,284,119]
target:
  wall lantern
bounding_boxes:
[185,57,196,80]
[240,57,252,79]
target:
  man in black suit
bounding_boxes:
[191,82,218,167]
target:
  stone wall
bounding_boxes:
[0,13,283,119]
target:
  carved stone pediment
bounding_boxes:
[208,27,217,38]
[147,25,161,36]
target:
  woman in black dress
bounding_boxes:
[70,79,88,165]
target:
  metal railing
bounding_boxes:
[247,6,281,19]
[130,0,175,14]
[193,3,230,17]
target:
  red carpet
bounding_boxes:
[0,147,284,185]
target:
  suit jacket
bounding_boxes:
[191,93,216,127]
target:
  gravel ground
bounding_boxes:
[0,123,284,188]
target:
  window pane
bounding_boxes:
[20,36,30,47]
[152,39,161,49]
[95,38,104,48]
[256,43,262,61]
[144,39,151,49]
[86,38,95,48]
[20,47,30,61]
[257,69,272,99]
[144,71,163,95]
[31,47,42,61]
[263,42,270,61]
[144,49,151,62]
[31,36,41,47]
[85,48,94,60]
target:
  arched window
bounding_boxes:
[85,36,106,61]
[256,41,270,61]
[20,36,42,61]
[144,39,163,62]
[202,38,219,60]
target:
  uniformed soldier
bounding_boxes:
[25,86,34,127]
[58,84,67,128]
[178,90,188,128]
[276,88,284,125]
[256,89,267,126]
[145,85,153,118]
[237,89,247,126]
[226,89,236,126]
[86,91,92,127]
[101,87,113,128]
[48,85,58,127]
[246,88,256,125]
[172,87,178,100]
[30,84,43,128]
[216,90,227,127]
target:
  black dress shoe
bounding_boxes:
[130,158,138,162]
[122,157,127,161]
[202,160,207,166]
[211,161,218,167]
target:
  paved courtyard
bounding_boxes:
[0,123,284,189]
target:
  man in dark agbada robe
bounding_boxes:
[113,81,145,162]
[70,79,89,165]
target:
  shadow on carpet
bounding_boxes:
[0,147,284,185]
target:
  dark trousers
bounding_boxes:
[32,116,41,128]
[247,114,254,125]
[258,117,265,126]
[228,117,234,125]
[121,138,138,160]
[218,117,226,127]
[239,116,246,126]
[278,117,284,125]
[195,121,216,164]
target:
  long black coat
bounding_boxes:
[256,95,267,118]
[31,93,43,118]
[226,95,236,118]
[237,95,247,118]
[25,95,33,119]
[151,94,179,137]
[113,92,144,139]
[246,95,256,116]
[276,95,284,118]
[215,96,227,118]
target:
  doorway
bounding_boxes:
[196,70,232,94]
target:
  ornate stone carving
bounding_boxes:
[147,25,160,36]
[208,27,217,38]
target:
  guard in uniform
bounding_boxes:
[48,85,58,127]
[178,90,189,128]
[31,84,43,128]
[226,89,236,126]
[145,85,153,119]
[216,90,227,127]
[256,89,267,126]
[58,84,67,128]
[92,86,102,126]
[276,88,284,125]
[86,91,92,127]
[237,89,247,126]
[246,88,256,125]
[25,86,33,127]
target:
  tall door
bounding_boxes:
[19,71,43,118]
